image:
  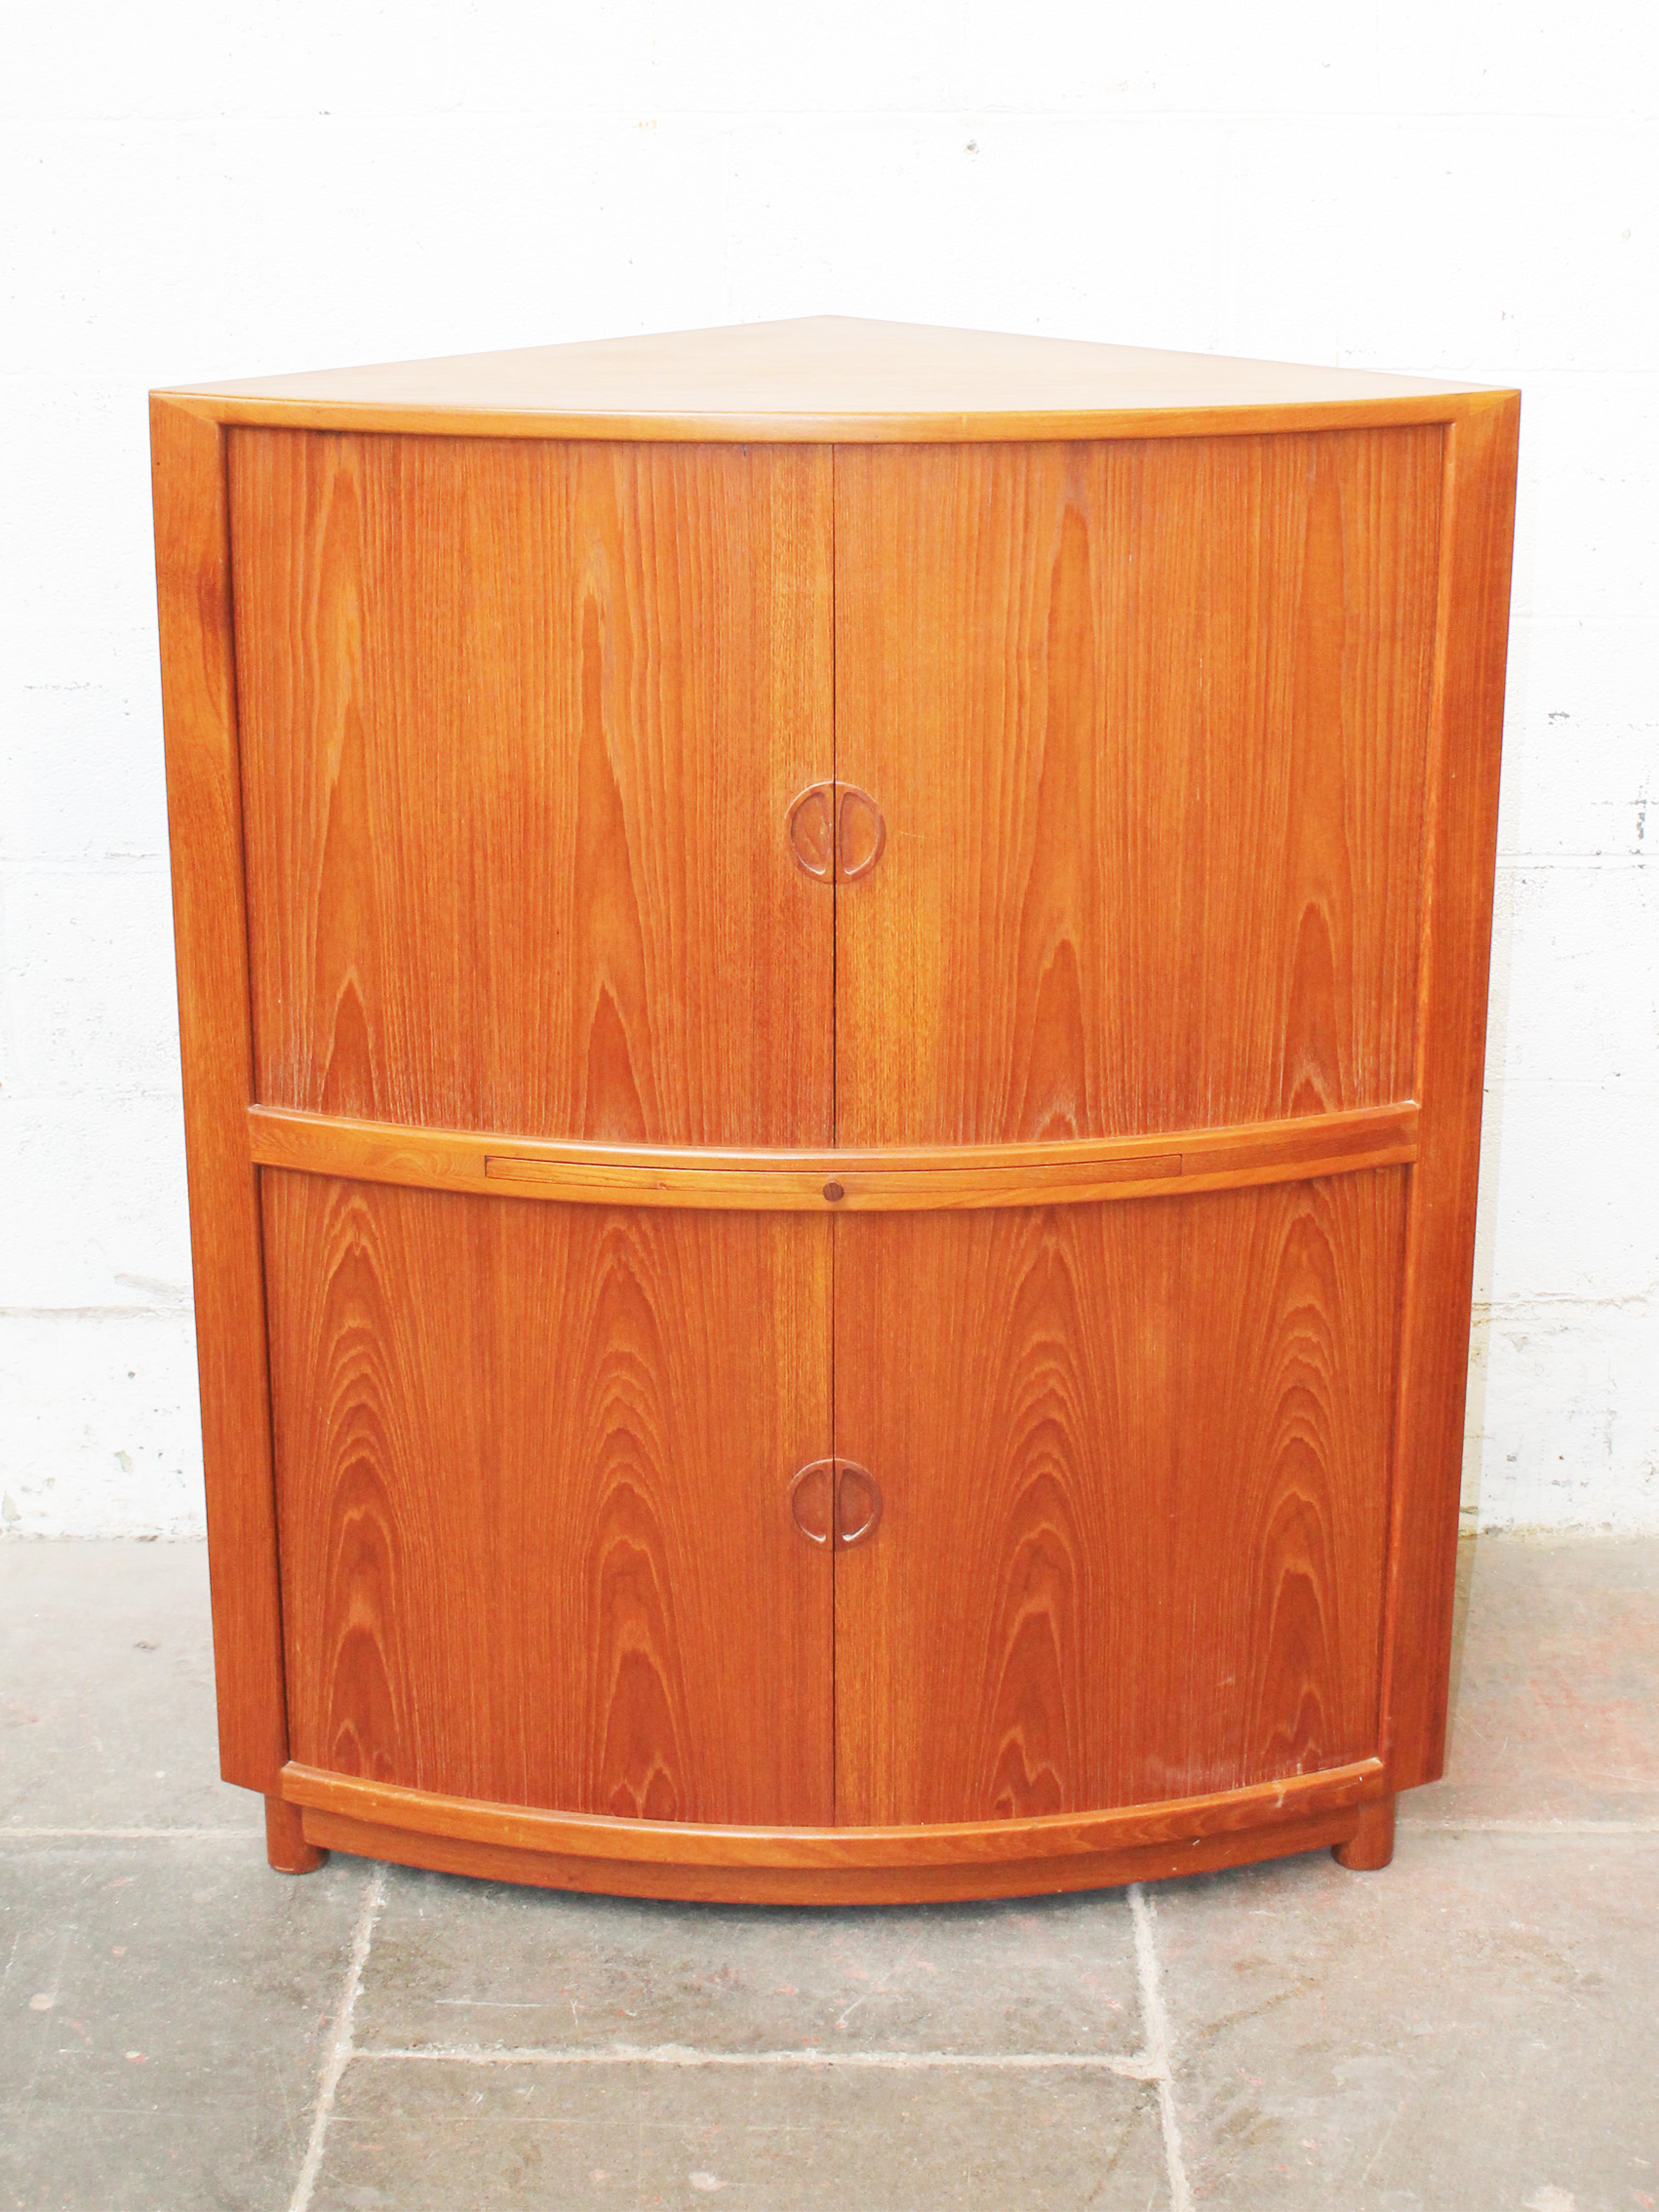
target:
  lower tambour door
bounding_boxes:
[262,1172,834,1827]
[833,1171,1406,1826]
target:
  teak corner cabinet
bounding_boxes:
[151,317,1518,1902]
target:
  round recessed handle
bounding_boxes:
[834,1462,882,1548]
[789,1458,882,1548]
[785,783,836,879]
[788,1460,834,1544]
[785,781,886,883]
[836,787,886,883]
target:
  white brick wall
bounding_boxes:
[3,1,1654,1533]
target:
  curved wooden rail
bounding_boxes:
[283,1758,1388,1905]
[248,1101,1416,1212]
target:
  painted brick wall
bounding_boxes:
[3,3,1654,1533]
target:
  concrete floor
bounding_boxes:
[2,1538,1656,2210]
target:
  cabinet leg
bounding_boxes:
[265,1794,328,1875]
[1332,1792,1396,1872]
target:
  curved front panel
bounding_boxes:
[261,1157,1404,1849]
[833,432,1443,1147]
[262,1171,834,1828]
[228,431,835,1149]
[833,1171,1406,1826]
[212,413,1494,1898]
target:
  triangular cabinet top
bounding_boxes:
[156,315,1514,443]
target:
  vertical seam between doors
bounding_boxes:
[830,443,839,1152]
[829,442,839,1824]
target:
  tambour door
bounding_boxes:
[832,433,1442,1146]
[230,433,837,1822]
[833,1178,1405,1824]
[830,433,1442,1822]
[230,432,834,1146]
[261,1177,833,1824]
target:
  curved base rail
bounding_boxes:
[281,1760,1392,1905]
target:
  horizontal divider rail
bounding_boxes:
[248,1100,1417,1213]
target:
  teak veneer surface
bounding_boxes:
[262,1161,1402,1831]
[835,1174,1405,1825]
[1384,393,1520,1787]
[230,430,832,1146]
[263,1172,833,1824]
[149,318,1519,1896]
[284,1754,1386,1868]
[281,1759,1385,1902]
[835,431,1442,1145]
[164,315,1501,443]
[151,400,288,1795]
[245,1098,1416,1209]
[297,1803,1365,1904]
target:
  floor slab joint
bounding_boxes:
[285,1862,386,2212]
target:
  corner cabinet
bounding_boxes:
[151,318,1519,1902]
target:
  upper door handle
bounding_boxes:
[786,782,886,883]
[785,782,836,879]
[833,1462,882,1546]
[835,785,886,881]
[789,1458,883,1548]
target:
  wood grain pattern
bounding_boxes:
[1384,391,1521,1789]
[150,396,289,1796]
[246,1099,1417,1211]
[834,1173,1407,1826]
[261,1173,832,1826]
[264,1794,326,1874]
[298,1801,1367,1904]
[283,1753,1383,1866]
[229,431,832,1145]
[834,431,1444,1146]
[1332,1789,1397,1871]
[157,315,1502,447]
[154,330,1516,1894]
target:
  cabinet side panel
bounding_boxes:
[1384,395,1520,1788]
[834,1172,1405,1826]
[263,1174,834,1827]
[834,432,1442,1147]
[149,398,288,1792]
[230,434,834,1148]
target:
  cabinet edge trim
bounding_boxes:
[155,391,1513,444]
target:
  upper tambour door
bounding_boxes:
[229,432,834,1148]
[833,433,1443,1148]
